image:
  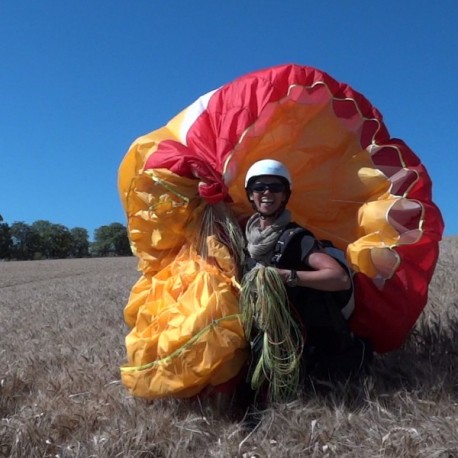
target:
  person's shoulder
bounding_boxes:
[284,222,315,238]
[285,223,317,244]
[281,223,318,263]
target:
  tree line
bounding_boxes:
[0,215,132,260]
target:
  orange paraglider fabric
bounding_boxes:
[119,169,247,398]
[118,64,443,398]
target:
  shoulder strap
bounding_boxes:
[271,223,313,265]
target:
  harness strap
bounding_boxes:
[270,223,355,319]
[271,224,312,265]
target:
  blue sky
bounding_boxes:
[1,1,457,237]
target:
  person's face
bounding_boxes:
[249,176,287,217]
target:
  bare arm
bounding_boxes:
[276,252,351,292]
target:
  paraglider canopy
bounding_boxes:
[118,64,444,399]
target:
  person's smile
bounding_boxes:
[257,194,278,213]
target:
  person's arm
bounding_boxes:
[276,251,351,291]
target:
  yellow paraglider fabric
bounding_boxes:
[119,168,247,398]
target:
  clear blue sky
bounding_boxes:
[1,1,457,237]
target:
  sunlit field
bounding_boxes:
[1,238,457,457]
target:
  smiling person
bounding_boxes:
[242,159,372,397]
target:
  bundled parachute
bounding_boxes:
[118,64,444,399]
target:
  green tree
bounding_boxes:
[31,220,74,259]
[91,223,131,257]
[0,215,12,259]
[48,224,73,258]
[10,222,41,260]
[70,227,90,258]
[30,220,54,258]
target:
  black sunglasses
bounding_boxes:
[251,182,286,193]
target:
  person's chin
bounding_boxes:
[258,207,279,217]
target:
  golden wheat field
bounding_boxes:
[1,238,458,458]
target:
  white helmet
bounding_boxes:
[245,159,292,188]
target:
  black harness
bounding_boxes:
[270,223,355,319]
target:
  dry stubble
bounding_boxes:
[1,239,457,457]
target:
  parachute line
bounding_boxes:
[120,314,243,373]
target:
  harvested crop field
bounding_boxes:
[1,238,458,457]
